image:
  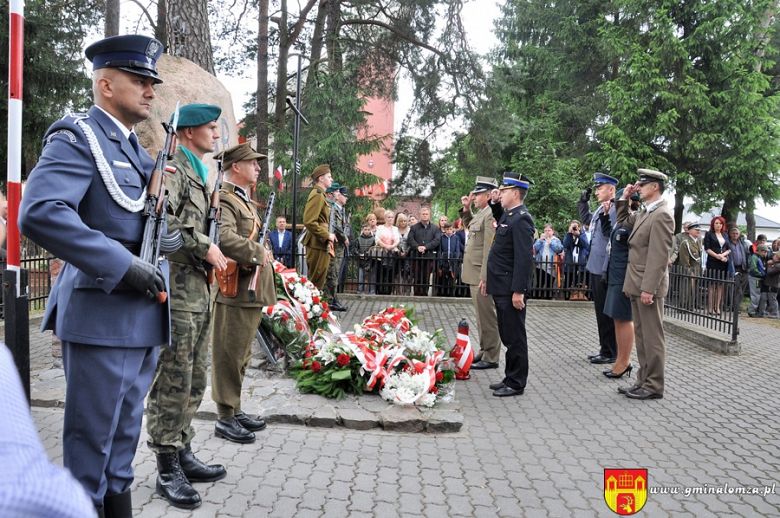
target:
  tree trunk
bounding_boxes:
[721,198,739,227]
[104,0,120,37]
[305,0,329,92]
[257,0,270,183]
[326,0,342,72]
[166,0,215,74]
[745,199,756,241]
[156,0,168,49]
[673,189,685,234]
[273,0,290,152]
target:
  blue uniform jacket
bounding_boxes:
[578,198,616,276]
[19,106,170,347]
[486,204,535,296]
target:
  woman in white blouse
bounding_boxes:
[375,210,400,294]
[375,210,400,252]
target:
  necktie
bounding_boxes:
[128,132,141,156]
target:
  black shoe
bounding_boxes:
[493,386,524,397]
[586,352,601,360]
[473,353,483,363]
[235,411,266,432]
[330,301,348,312]
[625,387,663,400]
[103,490,132,518]
[471,360,499,370]
[617,385,640,395]
[215,417,256,443]
[155,452,201,510]
[603,364,633,379]
[489,381,506,390]
[590,355,616,364]
[178,444,227,483]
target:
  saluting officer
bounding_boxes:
[19,35,169,516]
[302,164,336,290]
[459,176,502,370]
[482,172,535,397]
[146,104,228,509]
[211,143,276,443]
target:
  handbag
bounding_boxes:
[216,259,239,298]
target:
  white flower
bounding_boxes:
[380,370,435,406]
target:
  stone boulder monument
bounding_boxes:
[135,54,238,183]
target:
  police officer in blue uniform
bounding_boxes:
[19,35,169,517]
[481,172,535,397]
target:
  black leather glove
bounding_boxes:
[122,256,166,300]
[580,187,592,202]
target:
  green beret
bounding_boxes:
[174,103,221,128]
[326,182,342,193]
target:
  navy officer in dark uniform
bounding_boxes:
[19,35,169,517]
[480,172,535,397]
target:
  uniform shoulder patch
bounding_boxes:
[46,129,78,145]
[165,165,177,173]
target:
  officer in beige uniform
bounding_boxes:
[616,169,674,400]
[459,177,502,369]
[211,143,276,443]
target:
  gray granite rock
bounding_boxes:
[339,408,378,430]
[380,405,425,433]
[307,405,338,427]
[425,410,464,433]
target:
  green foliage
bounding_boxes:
[290,360,366,399]
[0,0,98,177]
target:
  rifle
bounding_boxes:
[139,102,182,304]
[248,191,276,302]
[205,151,225,284]
[327,200,336,257]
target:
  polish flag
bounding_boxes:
[274,165,284,190]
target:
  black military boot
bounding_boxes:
[215,416,256,443]
[103,489,131,518]
[155,452,201,509]
[179,444,227,483]
[234,411,266,432]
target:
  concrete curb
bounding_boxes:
[663,319,740,355]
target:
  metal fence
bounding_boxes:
[1,239,55,314]
[665,265,741,342]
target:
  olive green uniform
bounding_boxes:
[146,147,213,453]
[460,204,502,363]
[211,182,276,420]
[302,185,331,290]
[325,200,347,300]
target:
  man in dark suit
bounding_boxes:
[19,35,169,516]
[269,215,293,267]
[482,172,535,397]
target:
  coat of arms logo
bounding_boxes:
[604,468,648,515]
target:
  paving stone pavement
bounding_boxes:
[31,297,780,517]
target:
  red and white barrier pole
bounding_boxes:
[6,0,30,400]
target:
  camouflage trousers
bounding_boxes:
[146,308,211,453]
[324,244,345,301]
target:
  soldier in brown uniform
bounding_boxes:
[459,176,502,369]
[302,164,335,290]
[146,104,228,509]
[211,143,276,443]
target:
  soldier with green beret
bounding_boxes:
[211,142,276,444]
[303,164,336,290]
[325,183,350,311]
[146,103,228,509]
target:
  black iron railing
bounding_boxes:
[665,265,741,342]
[1,239,55,314]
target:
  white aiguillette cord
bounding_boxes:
[74,117,147,213]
